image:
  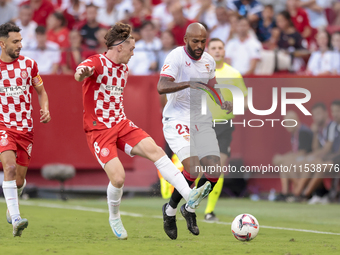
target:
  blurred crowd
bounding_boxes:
[2,0,340,75]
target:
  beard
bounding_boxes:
[187,43,204,60]
[6,47,20,60]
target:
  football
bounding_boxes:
[231,214,259,241]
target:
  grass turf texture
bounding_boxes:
[0,198,339,255]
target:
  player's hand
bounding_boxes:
[40,109,51,123]
[79,66,95,79]
[221,101,233,114]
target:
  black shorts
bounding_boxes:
[213,122,235,157]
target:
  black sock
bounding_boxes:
[169,172,194,209]
[197,177,217,192]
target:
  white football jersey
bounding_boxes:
[160,46,216,123]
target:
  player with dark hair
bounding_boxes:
[157,23,233,239]
[0,22,51,237]
[74,22,212,240]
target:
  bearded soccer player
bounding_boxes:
[157,23,233,239]
[74,22,212,240]
[0,23,51,237]
[204,38,248,221]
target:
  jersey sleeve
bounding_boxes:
[209,58,216,80]
[31,60,43,87]
[160,50,181,80]
[77,55,100,79]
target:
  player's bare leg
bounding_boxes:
[1,151,28,237]
[104,157,128,240]
[7,164,27,224]
[131,137,211,207]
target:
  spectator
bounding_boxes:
[157,30,175,71]
[299,0,328,29]
[187,0,217,30]
[47,12,70,49]
[15,4,37,49]
[21,0,55,27]
[306,30,333,76]
[210,5,231,43]
[169,1,194,46]
[97,0,125,27]
[95,28,109,53]
[0,0,18,24]
[75,4,107,49]
[23,26,61,74]
[332,32,340,75]
[226,13,239,42]
[128,21,162,75]
[152,0,174,31]
[256,4,275,43]
[227,0,264,24]
[272,111,313,201]
[62,0,86,30]
[257,0,286,14]
[225,17,262,75]
[128,0,152,33]
[286,0,314,48]
[60,30,93,74]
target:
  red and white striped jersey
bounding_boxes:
[0,55,43,132]
[77,53,128,132]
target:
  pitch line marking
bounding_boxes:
[1,199,340,236]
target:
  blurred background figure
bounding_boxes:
[21,0,55,26]
[331,31,340,75]
[227,0,263,24]
[157,30,175,71]
[168,1,194,46]
[128,0,152,35]
[306,30,333,76]
[256,4,276,45]
[210,5,231,43]
[95,27,109,53]
[47,12,70,49]
[75,3,107,49]
[225,17,262,75]
[300,0,328,29]
[61,0,86,30]
[23,26,61,75]
[15,4,37,49]
[97,0,125,27]
[187,0,217,30]
[0,0,18,24]
[152,0,174,32]
[128,20,161,75]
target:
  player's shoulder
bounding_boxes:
[18,55,35,66]
[165,47,184,61]
[80,54,102,65]
[202,51,215,63]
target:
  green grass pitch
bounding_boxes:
[0,197,339,255]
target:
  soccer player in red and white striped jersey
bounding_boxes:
[74,22,212,240]
[0,22,51,237]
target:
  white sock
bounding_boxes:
[107,182,123,220]
[154,155,191,201]
[185,203,195,213]
[165,204,177,216]
[17,179,26,197]
[3,180,20,223]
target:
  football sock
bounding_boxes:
[17,179,26,197]
[107,182,123,220]
[3,180,20,223]
[154,155,191,201]
[197,176,217,190]
[165,204,177,216]
[205,177,224,214]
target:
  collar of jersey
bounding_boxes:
[103,53,125,69]
[183,46,201,61]
[0,55,21,65]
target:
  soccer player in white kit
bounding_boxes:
[74,22,212,240]
[158,23,232,239]
[0,23,51,237]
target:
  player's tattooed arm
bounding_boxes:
[74,66,95,82]
[157,76,191,94]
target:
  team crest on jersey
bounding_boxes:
[183,135,190,142]
[100,148,110,157]
[0,138,8,146]
[20,70,28,79]
[27,143,32,156]
[205,64,210,72]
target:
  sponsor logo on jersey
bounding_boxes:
[100,148,110,157]
[162,64,170,72]
[105,85,123,96]
[185,61,191,67]
[27,143,32,156]
[0,86,28,96]
[0,138,8,146]
[20,70,28,79]
[183,135,190,142]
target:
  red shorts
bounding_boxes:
[0,126,34,167]
[86,119,149,168]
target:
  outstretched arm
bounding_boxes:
[34,85,51,123]
[74,66,95,82]
[157,76,190,94]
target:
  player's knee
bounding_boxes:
[3,164,17,177]
[112,177,125,188]
[151,146,166,161]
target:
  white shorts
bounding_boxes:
[163,119,220,162]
